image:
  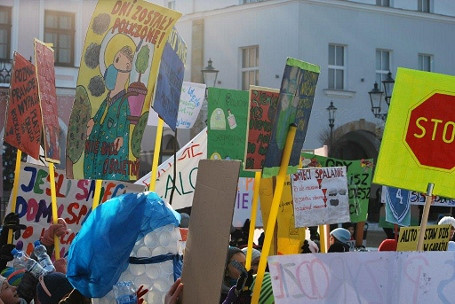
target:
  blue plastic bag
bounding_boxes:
[66,191,180,298]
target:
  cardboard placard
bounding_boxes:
[181,160,241,304]
[397,224,450,251]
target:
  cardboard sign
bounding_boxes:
[244,86,279,171]
[291,167,350,227]
[268,251,455,304]
[66,0,181,181]
[374,68,455,198]
[207,88,254,178]
[7,162,145,257]
[263,58,319,177]
[152,28,186,131]
[301,154,374,223]
[4,52,42,159]
[397,224,450,251]
[34,39,60,163]
[181,160,241,304]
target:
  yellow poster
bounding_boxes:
[66,0,181,181]
[397,224,450,251]
[373,68,455,198]
[260,176,306,255]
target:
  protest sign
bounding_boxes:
[4,52,42,159]
[7,162,145,257]
[374,68,455,198]
[291,167,350,227]
[263,58,319,178]
[207,88,254,177]
[147,81,205,129]
[301,153,373,223]
[181,160,241,304]
[260,176,306,254]
[268,251,455,304]
[244,86,279,171]
[152,28,186,130]
[34,40,60,163]
[397,224,450,251]
[66,0,181,181]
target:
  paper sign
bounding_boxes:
[244,86,279,171]
[263,58,319,177]
[268,251,455,304]
[301,153,374,223]
[66,0,181,181]
[34,39,60,163]
[291,167,350,227]
[147,81,205,129]
[4,52,42,159]
[152,28,186,131]
[397,224,450,251]
[374,68,455,198]
[7,162,145,257]
[207,88,254,178]
[181,160,241,304]
[232,177,263,228]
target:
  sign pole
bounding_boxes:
[245,171,261,270]
[251,124,296,303]
[149,118,164,192]
[7,149,22,244]
[416,183,434,251]
[91,179,103,210]
[48,163,60,259]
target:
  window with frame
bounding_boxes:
[418,0,431,13]
[376,0,390,7]
[0,6,12,61]
[241,46,259,90]
[375,49,391,84]
[44,10,75,66]
[418,54,433,72]
[328,44,345,90]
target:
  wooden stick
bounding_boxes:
[416,183,434,251]
[7,149,22,244]
[149,118,164,192]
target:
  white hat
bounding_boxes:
[330,228,351,244]
[438,216,455,229]
[448,241,455,251]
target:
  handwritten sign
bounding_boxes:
[66,0,181,181]
[291,167,350,227]
[232,177,263,227]
[4,52,42,159]
[7,163,145,257]
[301,153,374,222]
[153,28,186,131]
[34,39,60,163]
[263,58,319,177]
[397,224,450,251]
[207,88,254,178]
[244,86,279,171]
[268,251,455,304]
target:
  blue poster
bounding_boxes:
[384,186,411,226]
[262,58,319,177]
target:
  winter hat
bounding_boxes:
[241,248,261,262]
[227,246,244,264]
[378,239,397,252]
[1,266,25,286]
[330,228,351,244]
[448,241,455,251]
[36,272,74,304]
[179,213,190,228]
[438,216,455,229]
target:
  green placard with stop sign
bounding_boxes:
[374,67,455,199]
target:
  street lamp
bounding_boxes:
[327,101,337,149]
[368,82,387,121]
[201,58,219,88]
[382,71,395,106]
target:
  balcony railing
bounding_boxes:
[0,59,12,85]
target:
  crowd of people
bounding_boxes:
[1,210,455,304]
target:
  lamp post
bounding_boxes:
[382,71,395,106]
[326,101,337,151]
[201,58,219,90]
[368,82,387,121]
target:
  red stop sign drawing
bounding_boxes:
[405,93,455,171]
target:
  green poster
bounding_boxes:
[301,153,374,222]
[207,88,254,177]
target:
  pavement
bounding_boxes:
[363,223,389,250]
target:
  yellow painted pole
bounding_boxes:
[48,163,60,259]
[319,224,328,253]
[251,125,296,303]
[149,118,164,192]
[91,179,103,210]
[245,171,262,270]
[7,149,22,244]
[417,183,434,251]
